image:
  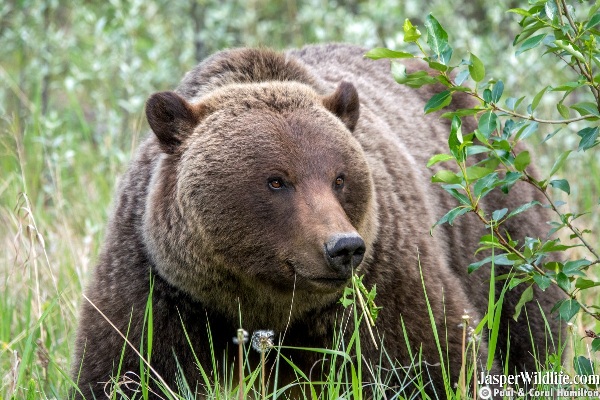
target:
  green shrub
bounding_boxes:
[367,0,600,386]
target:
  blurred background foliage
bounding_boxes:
[2,0,596,248]
[1,0,543,236]
[0,0,598,397]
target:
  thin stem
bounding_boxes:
[523,171,600,260]
[470,202,600,321]
[467,91,596,124]
[473,342,477,399]
[237,329,244,400]
[459,316,467,398]
[261,351,266,400]
[557,0,600,103]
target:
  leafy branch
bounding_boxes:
[366,1,600,325]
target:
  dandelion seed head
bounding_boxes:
[233,329,248,345]
[251,330,275,353]
[468,332,482,344]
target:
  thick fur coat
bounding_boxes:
[72,44,562,398]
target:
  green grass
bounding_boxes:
[1,1,599,399]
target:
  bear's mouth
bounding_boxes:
[312,277,351,286]
[285,260,351,289]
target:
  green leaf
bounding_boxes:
[586,13,600,30]
[515,33,547,56]
[515,121,538,140]
[433,206,471,229]
[448,115,464,161]
[447,84,469,92]
[570,102,600,118]
[558,299,580,322]
[574,356,594,376]
[455,70,470,86]
[500,171,522,193]
[541,239,574,253]
[473,172,499,198]
[466,145,491,156]
[544,261,563,272]
[428,60,449,72]
[465,166,494,181]
[513,285,534,321]
[432,170,462,184]
[478,111,498,137]
[513,19,546,46]
[424,90,452,114]
[487,285,504,370]
[391,62,437,88]
[533,274,551,291]
[542,127,562,143]
[441,108,480,119]
[468,254,513,273]
[531,86,549,111]
[424,14,453,65]
[564,259,591,274]
[557,102,570,119]
[483,88,492,103]
[505,96,525,111]
[557,272,570,291]
[507,8,533,17]
[480,234,500,246]
[550,80,584,91]
[427,153,454,167]
[391,61,407,84]
[548,150,571,177]
[469,53,485,82]
[340,294,353,308]
[575,278,600,290]
[442,185,470,205]
[549,179,571,195]
[491,80,504,103]
[509,276,531,290]
[403,19,422,42]
[592,338,600,352]
[492,208,508,221]
[507,200,540,219]
[365,48,414,60]
[514,151,531,172]
[468,257,488,274]
[545,1,558,21]
[577,127,600,151]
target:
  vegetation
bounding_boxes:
[368,0,600,395]
[1,0,598,399]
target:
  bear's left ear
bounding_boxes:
[145,91,206,154]
[322,81,360,132]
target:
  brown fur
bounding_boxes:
[72,44,563,398]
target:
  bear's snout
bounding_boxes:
[324,233,365,277]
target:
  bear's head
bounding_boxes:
[143,80,378,326]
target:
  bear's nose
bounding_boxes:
[324,233,366,277]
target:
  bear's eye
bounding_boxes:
[334,176,345,189]
[268,178,284,190]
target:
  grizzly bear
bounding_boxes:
[72,44,562,398]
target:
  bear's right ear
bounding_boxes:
[145,91,205,154]
[322,81,360,132]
